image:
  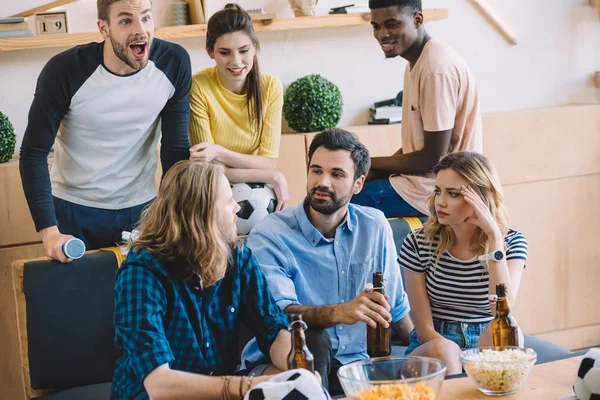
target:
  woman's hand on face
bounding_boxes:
[189,143,222,162]
[270,172,290,212]
[461,185,501,237]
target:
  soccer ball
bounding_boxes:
[244,369,331,400]
[574,348,600,400]
[232,183,278,235]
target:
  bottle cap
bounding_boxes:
[289,319,308,330]
[62,238,86,259]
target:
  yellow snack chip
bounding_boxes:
[351,382,435,400]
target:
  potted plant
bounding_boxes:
[283,74,343,133]
[0,112,16,163]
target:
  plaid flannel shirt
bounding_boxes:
[111,245,288,399]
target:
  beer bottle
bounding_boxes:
[287,314,315,372]
[367,272,391,357]
[491,283,519,346]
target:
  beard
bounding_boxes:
[219,219,238,243]
[109,33,150,71]
[307,186,352,215]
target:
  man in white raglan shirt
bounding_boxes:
[20,0,191,261]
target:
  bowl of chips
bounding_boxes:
[337,356,446,400]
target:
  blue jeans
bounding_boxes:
[351,178,425,218]
[405,318,488,355]
[53,196,153,250]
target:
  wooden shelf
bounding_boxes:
[0,9,448,52]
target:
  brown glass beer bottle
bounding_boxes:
[367,272,391,357]
[491,283,519,346]
[287,314,315,372]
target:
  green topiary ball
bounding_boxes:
[283,74,343,133]
[0,112,16,163]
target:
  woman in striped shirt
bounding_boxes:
[399,152,528,375]
[189,4,289,210]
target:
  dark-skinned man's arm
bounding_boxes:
[366,71,461,180]
[367,129,452,178]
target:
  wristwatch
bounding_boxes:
[478,249,505,262]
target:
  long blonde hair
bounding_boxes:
[132,160,230,286]
[421,152,508,265]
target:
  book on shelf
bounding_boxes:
[0,17,26,24]
[0,22,28,32]
[0,30,34,38]
[369,108,402,124]
[368,118,401,125]
[370,105,402,120]
[329,4,370,14]
[369,91,402,124]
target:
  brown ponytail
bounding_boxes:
[206,4,263,133]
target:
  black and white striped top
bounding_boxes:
[399,229,528,323]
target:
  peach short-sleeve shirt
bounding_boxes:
[389,40,482,215]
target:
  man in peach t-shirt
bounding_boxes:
[351,0,482,217]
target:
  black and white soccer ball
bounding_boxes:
[574,348,600,400]
[232,182,278,235]
[244,369,331,400]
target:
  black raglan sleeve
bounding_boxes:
[19,44,101,231]
[155,40,192,175]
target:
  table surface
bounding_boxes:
[340,355,582,400]
[440,355,581,399]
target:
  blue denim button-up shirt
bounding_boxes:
[242,203,410,366]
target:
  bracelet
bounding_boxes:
[221,375,232,400]
[244,374,255,397]
[238,376,246,399]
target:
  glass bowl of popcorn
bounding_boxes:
[460,347,537,396]
[337,356,446,400]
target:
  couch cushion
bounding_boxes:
[523,334,573,364]
[33,382,111,400]
[388,217,427,290]
[388,217,428,255]
[23,252,121,390]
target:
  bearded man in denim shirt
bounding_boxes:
[242,128,414,395]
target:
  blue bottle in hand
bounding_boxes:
[62,238,86,259]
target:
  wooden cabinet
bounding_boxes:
[0,160,51,247]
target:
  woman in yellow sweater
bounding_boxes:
[189,4,289,210]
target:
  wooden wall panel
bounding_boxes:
[505,183,569,335]
[304,124,403,159]
[537,324,600,351]
[505,174,600,336]
[0,244,45,400]
[483,104,600,185]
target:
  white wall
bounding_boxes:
[1,0,599,151]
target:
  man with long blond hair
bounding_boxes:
[112,160,291,400]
